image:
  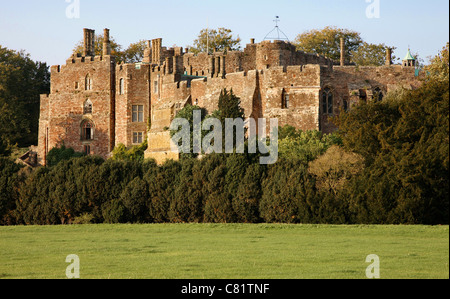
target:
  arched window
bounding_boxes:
[373,87,384,102]
[85,75,92,91]
[81,120,94,140]
[84,99,92,114]
[322,88,333,115]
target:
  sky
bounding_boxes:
[0,0,448,66]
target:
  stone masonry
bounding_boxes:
[37,28,421,165]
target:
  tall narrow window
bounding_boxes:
[82,121,94,140]
[133,132,144,144]
[132,105,144,123]
[119,78,125,95]
[154,80,159,94]
[283,94,290,109]
[322,88,333,115]
[343,99,349,112]
[84,99,92,114]
[85,75,92,91]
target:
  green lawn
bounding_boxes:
[0,224,448,279]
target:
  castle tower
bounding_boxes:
[402,48,416,67]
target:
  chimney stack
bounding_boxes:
[143,40,152,63]
[83,28,95,57]
[250,38,255,44]
[103,28,111,56]
[385,47,392,66]
[340,37,345,66]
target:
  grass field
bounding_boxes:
[0,224,448,279]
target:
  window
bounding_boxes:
[373,88,384,102]
[343,99,349,112]
[84,145,91,155]
[119,78,125,95]
[133,132,144,144]
[75,82,79,89]
[82,121,94,140]
[154,81,159,94]
[322,88,333,115]
[283,93,290,109]
[84,99,92,114]
[85,75,92,91]
[132,105,144,123]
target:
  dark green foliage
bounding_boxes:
[336,79,449,224]
[46,145,85,167]
[147,160,181,223]
[121,177,149,223]
[170,104,208,159]
[102,198,127,224]
[0,158,23,224]
[169,158,204,223]
[233,163,265,223]
[260,159,316,223]
[0,46,50,148]
[204,164,235,223]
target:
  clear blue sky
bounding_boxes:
[0,0,448,66]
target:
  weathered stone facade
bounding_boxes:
[37,28,421,165]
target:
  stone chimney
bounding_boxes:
[143,40,152,63]
[103,28,111,56]
[340,38,345,66]
[83,28,95,57]
[152,38,162,65]
[385,47,392,66]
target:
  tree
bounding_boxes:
[120,177,149,223]
[111,139,148,162]
[336,77,449,224]
[189,28,241,55]
[425,42,449,83]
[169,158,204,223]
[46,145,85,167]
[124,40,148,63]
[0,158,23,225]
[215,89,245,153]
[351,42,398,66]
[293,26,363,62]
[170,104,208,159]
[233,163,265,223]
[308,145,364,195]
[259,159,315,223]
[278,128,342,163]
[0,46,50,148]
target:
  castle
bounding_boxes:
[36,28,421,165]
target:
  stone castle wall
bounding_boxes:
[37,28,421,165]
